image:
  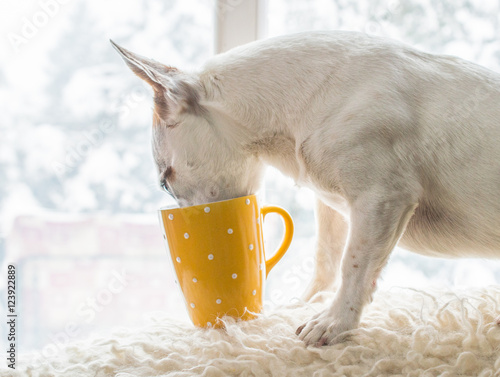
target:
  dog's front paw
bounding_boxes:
[296,308,356,347]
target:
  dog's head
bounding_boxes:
[111,41,264,207]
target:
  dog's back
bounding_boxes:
[201,31,500,258]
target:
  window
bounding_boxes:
[2,0,500,359]
[2,0,214,355]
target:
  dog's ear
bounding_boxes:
[110,40,202,125]
[110,40,174,89]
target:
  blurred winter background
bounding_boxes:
[1,0,500,359]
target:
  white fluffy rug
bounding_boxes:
[13,287,500,377]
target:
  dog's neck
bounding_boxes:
[200,54,328,185]
[246,131,302,182]
[203,98,303,183]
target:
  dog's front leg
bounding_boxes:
[302,199,348,301]
[297,195,418,346]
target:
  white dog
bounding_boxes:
[111,31,500,346]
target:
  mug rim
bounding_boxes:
[158,193,257,213]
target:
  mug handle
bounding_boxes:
[261,206,294,278]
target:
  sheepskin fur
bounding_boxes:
[17,287,500,377]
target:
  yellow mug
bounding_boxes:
[158,194,294,328]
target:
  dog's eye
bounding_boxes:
[161,180,173,197]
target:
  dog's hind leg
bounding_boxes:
[302,198,348,301]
